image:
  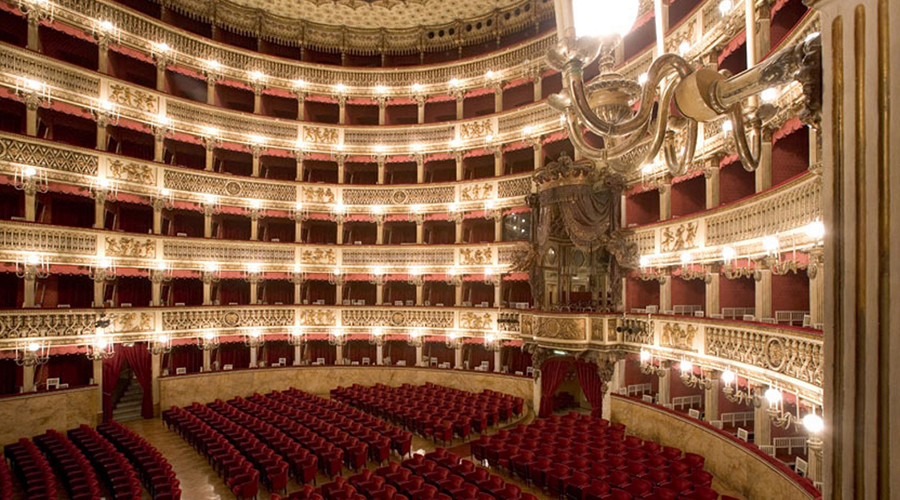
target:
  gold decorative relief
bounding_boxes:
[108,84,158,114]
[591,319,605,341]
[460,183,493,201]
[301,248,335,265]
[534,317,584,341]
[106,237,156,258]
[660,222,698,253]
[108,160,155,185]
[459,119,493,140]
[460,312,493,330]
[111,312,153,333]
[303,127,339,145]
[459,248,492,265]
[302,186,335,204]
[298,309,335,326]
[661,323,697,351]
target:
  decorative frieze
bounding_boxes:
[341,309,454,329]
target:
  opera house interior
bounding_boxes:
[0,0,895,498]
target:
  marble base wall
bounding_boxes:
[610,395,816,500]
[159,367,534,411]
[0,387,100,449]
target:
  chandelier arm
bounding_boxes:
[662,118,698,177]
[563,111,614,162]
[604,77,681,171]
[567,53,693,138]
[729,104,762,172]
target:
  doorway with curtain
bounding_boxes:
[537,356,609,418]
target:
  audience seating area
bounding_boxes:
[97,421,181,500]
[3,438,58,500]
[0,456,11,500]
[270,447,539,500]
[475,412,733,500]
[33,430,103,500]
[332,383,524,444]
[68,425,144,500]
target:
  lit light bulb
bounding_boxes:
[638,73,649,85]
[640,350,651,362]
[641,164,653,175]
[485,70,495,80]
[722,120,733,133]
[411,204,423,213]
[333,268,342,276]
[375,85,387,94]
[205,262,218,272]
[764,388,782,405]
[160,188,170,197]
[448,78,460,87]
[374,144,386,153]
[98,19,114,33]
[373,327,383,337]
[721,369,735,385]
[449,267,459,276]
[205,59,220,70]
[98,177,111,189]
[373,267,384,276]
[26,254,40,265]
[204,331,216,340]
[23,166,37,177]
[571,0,639,38]
[98,258,112,269]
[335,83,346,93]
[294,79,306,88]
[680,251,693,265]
[295,202,303,211]
[718,0,733,16]
[249,199,261,209]
[523,125,534,135]
[247,262,261,274]
[680,360,693,373]
[27,342,40,352]
[411,83,422,93]
[249,70,264,81]
[250,330,261,339]
[203,126,219,137]
[154,42,171,53]
[23,78,42,91]
[448,203,458,212]
[371,205,383,214]
[678,42,691,56]
[409,266,422,276]
[411,143,423,153]
[293,263,303,274]
[639,256,650,268]
[157,334,169,344]
[485,333,496,344]
[762,235,780,253]
[761,88,778,103]
[96,337,109,350]
[204,193,217,204]
[805,220,825,240]
[156,260,167,271]
[802,413,824,434]
[449,139,462,149]
[249,134,265,145]
[722,246,736,263]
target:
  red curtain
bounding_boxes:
[464,344,493,371]
[219,280,249,305]
[306,340,336,365]
[505,347,533,375]
[217,343,250,369]
[163,345,202,374]
[264,341,294,366]
[575,360,606,417]
[0,272,19,308]
[345,340,376,364]
[425,343,454,366]
[117,277,151,307]
[172,278,202,306]
[102,351,126,422]
[0,359,22,395]
[121,343,154,419]
[264,280,294,305]
[57,275,94,308]
[384,341,415,366]
[539,359,572,417]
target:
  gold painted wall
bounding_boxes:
[610,396,816,500]
[159,367,534,411]
[0,387,100,449]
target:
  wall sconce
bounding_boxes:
[199,330,219,351]
[639,350,667,377]
[14,165,49,196]
[150,260,173,283]
[408,266,423,286]
[244,329,265,348]
[152,187,174,212]
[201,193,221,216]
[90,257,117,283]
[16,340,48,367]
[445,267,462,285]
[16,253,50,280]
[292,202,310,222]
[637,256,667,283]
[291,264,307,285]
[87,314,115,360]
[370,267,385,286]
[329,268,343,286]
[445,329,463,349]
[328,328,345,346]
[678,252,710,282]
[483,266,500,285]
[721,369,761,406]
[483,331,501,351]
[15,76,51,109]
[90,176,118,203]
[289,327,306,347]
[242,262,264,284]
[91,98,120,127]
[202,261,221,283]
[407,328,423,348]
[368,327,384,346]
[721,246,755,279]
[149,333,172,355]
[678,360,714,390]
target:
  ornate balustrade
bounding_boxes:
[0,132,532,212]
[0,220,531,271]
[623,173,823,265]
[0,304,823,405]
[519,311,823,405]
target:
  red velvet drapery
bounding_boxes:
[575,359,606,417]
[121,343,154,419]
[539,359,572,417]
[102,351,126,422]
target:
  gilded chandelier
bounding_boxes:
[548,0,821,175]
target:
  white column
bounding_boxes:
[705,166,720,209]
[251,146,262,178]
[415,346,424,367]
[659,181,671,220]
[493,349,502,373]
[248,277,259,305]
[455,152,464,181]
[753,389,772,446]
[653,0,668,58]
[494,216,503,242]
[377,157,386,184]
[93,195,106,230]
[808,252,825,327]
[23,276,36,308]
[22,364,35,392]
[92,359,102,419]
[335,344,344,365]
[494,84,503,113]
[659,279,672,313]
[377,97,386,125]
[455,220,463,243]
[249,346,258,369]
[455,284,463,307]
[416,220,424,243]
[493,283,502,307]
[376,344,384,365]
[533,373,542,415]
[657,367,671,405]
[202,349,212,372]
[706,272,720,316]
[376,283,384,305]
[293,345,302,366]
[703,370,719,422]
[603,360,625,420]
[250,212,260,241]
[755,269,772,320]
[376,221,384,244]
[455,94,464,120]
[416,96,426,124]
[415,283,424,306]
[338,96,347,125]
[454,347,463,369]
[416,155,424,184]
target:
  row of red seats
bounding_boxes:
[219,396,330,483]
[332,383,520,444]
[186,402,290,496]
[479,413,731,500]
[3,438,58,500]
[0,450,15,500]
[270,389,412,460]
[162,406,261,500]
[33,430,103,500]
[271,448,537,500]
[97,421,181,500]
[67,425,144,500]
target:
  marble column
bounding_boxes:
[808,251,825,327]
[156,57,168,93]
[376,220,384,244]
[153,127,166,163]
[377,97,386,125]
[415,345,424,367]
[338,96,347,125]
[416,96,425,124]
[377,157,386,185]
[202,272,215,305]
[814,0,900,496]
[494,216,503,242]
[336,220,344,245]
[249,211,260,241]
[659,278,672,313]
[376,283,384,305]
[493,150,503,177]
[376,344,384,365]
[296,92,306,122]
[415,283,424,306]
[249,346,258,369]
[703,371,720,422]
[205,74,217,106]
[454,347,463,369]
[494,84,503,113]
[22,275,36,308]
[25,97,39,137]
[455,220,463,243]
[455,94,464,120]
[248,276,260,305]
[705,165,720,209]
[93,193,106,230]
[96,117,108,151]
[455,152,464,181]
[335,344,344,365]
[251,145,262,178]
[532,73,543,102]
[455,284,463,306]
[202,349,212,372]
[92,359,102,417]
[293,345,302,366]
[296,153,305,182]
[337,156,346,184]
[205,138,217,172]
[22,364,35,392]
[150,270,164,307]
[93,277,106,309]
[493,349,502,373]
[252,85,263,114]
[657,367,671,405]
[26,13,40,52]
[659,180,672,220]
[416,155,425,184]
[753,390,772,446]
[24,189,36,222]
[493,283,502,308]
[416,220,424,244]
